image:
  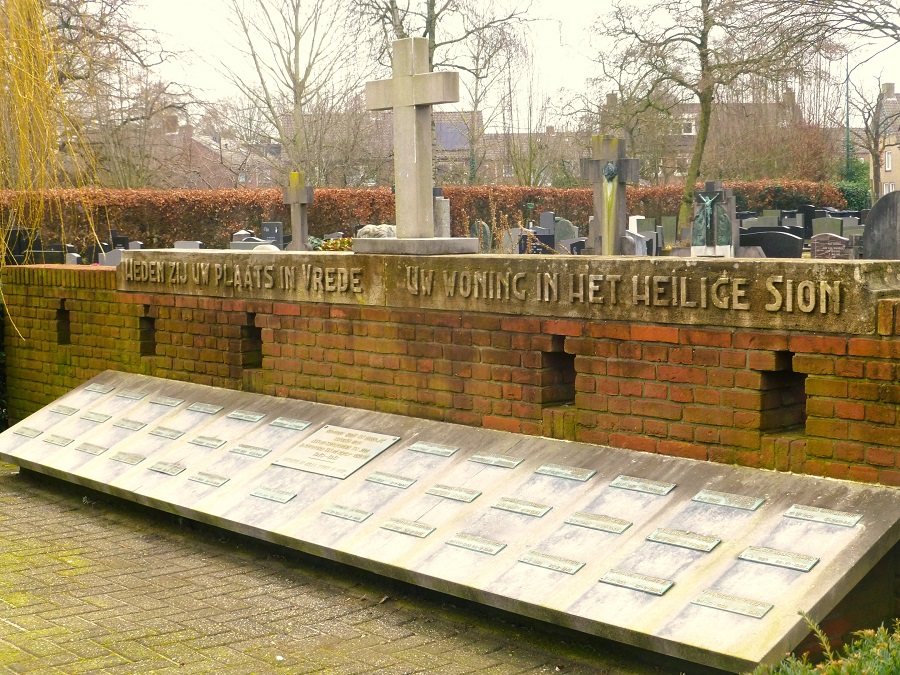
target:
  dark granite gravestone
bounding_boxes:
[862,192,900,259]
[1,371,899,674]
[810,233,852,260]
[520,233,555,254]
[261,221,284,248]
[739,231,803,259]
[82,242,112,265]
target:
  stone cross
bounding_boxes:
[367,37,456,240]
[283,171,314,251]
[690,181,737,257]
[580,135,640,255]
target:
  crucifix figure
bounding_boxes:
[356,37,477,254]
[690,180,736,257]
[283,170,314,251]
[580,135,640,255]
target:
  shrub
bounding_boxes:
[752,618,900,675]
[836,181,871,212]
[0,181,849,252]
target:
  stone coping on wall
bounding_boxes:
[114,251,900,335]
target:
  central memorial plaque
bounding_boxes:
[272,425,400,479]
[2,371,899,674]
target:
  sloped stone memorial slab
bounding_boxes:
[2,371,900,673]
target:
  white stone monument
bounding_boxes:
[353,37,477,255]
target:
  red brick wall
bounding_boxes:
[5,265,900,489]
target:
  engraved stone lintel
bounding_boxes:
[739,546,819,572]
[366,471,416,489]
[600,569,674,596]
[610,475,676,496]
[149,462,186,476]
[566,512,632,534]
[228,410,266,422]
[692,590,773,619]
[77,443,108,456]
[85,383,115,394]
[190,472,229,487]
[231,444,270,458]
[426,484,481,502]
[270,417,311,431]
[151,396,184,407]
[187,402,223,414]
[44,435,74,447]
[150,427,184,440]
[381,518,435,538]
[408,441,458,457]
[322,504,372,523]
[693,489,765,511]
[110,452,145,465]
[50,405,78,416]
[646,528,721,552]
[81,411,111,423]
[446,533,506,555]
[113,419,146,431]
[251,486,296,503]
[519,551,585,575]
[785,504,862,528]
[190,436,226,449]
[536,464,596,482]
[492,497,551,518]
[468,453,523,469]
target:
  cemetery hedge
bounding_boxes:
[0,181,846,249]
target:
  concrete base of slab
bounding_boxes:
[1,371,898,673]
[352,237,479,255]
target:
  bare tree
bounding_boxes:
[851,80,900,200]
[776,0,900,44]
[593,0,829,225]
[352,0,529,73]
[224,0,369,183]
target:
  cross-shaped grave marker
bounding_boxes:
[283,170,314,251]
[580,135,640,255]
[355,37,477,254]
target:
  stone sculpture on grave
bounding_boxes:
[691,181,737,257]
[283,171,314,252]
[580,135,640,255]
[355,37,477,255]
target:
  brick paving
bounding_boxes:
[0,464,679,675]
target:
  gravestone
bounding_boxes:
[638,230,659,256]
[558,238,586,255]
[232,230,253,242]
[324,231,344,240]
[3,370,898,674]
[283,171,313,252]
[691,181,737,257]
[110,230,129,250]
[740,231,804,259]
[812,217,842,236]
[174,241,203,249]
[261,222,284,249]
[797,205,817,238]
[357,37,477,255]
[621,230,648,256]
[66,253,81,265]
[519,231,555,254]
[661,216,678,247]
[553,218,579,251]
[499,227,525,254]
[469,220,492,253]
[230,237,272,250]
[539,211,558,234]
[99,249,124,266]
[82,242,112,264]
[356,224,396,238]
[128,241,143,250]
[628,215,645,233]
[810,233,852,260]
[862,192,900,259]
[433,196,451,238]
[580,135,640,255]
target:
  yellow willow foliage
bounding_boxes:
[0,0,95,263]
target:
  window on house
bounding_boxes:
[884,183,890,195]
[887,151,893,172]
[890,182,896,193]
[682,121,695,135]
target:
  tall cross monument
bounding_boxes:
[354,37,477,254]
[580,135,640,255]
[283,170,314,251]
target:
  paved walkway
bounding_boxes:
[0,464,681,675]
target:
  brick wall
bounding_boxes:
[7,265,900,489]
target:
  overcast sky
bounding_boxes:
[135,1,898,121]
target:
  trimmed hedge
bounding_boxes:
[0,181,847,251]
